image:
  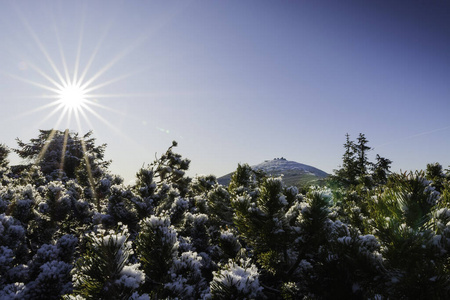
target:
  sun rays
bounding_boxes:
[5,2,145,193]
[3,1,193,187]
[7,0,145,136]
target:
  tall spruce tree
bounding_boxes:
[342,133,358,185]
[333,133,358,186]
[355,133,371,178]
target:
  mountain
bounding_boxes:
[217,158,329,187]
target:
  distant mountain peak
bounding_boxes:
[252,159,328,178]
[217,159,328,187]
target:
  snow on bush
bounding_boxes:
[0,282,25,299]
[0,214,26,248]
[219,228,241,254]
[116,263,145,289]
[209,258,263,299]
[143,215,178,246]
[129,292,150,300]
[69,224,146,298]
[23,260,73,297]
[0,245,14,266]
[165,251,206,298]
[88,224,134,270]
[56,234,78,260]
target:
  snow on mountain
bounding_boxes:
[252,158,328,178]
[217,158,329,187]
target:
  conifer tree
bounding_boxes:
[333,133,358,186]
[22,235,78,299]
[343,133,358,184]
[228,163,263,195]
[333,133,391,188]
[286,190,383,298]
[368,172,449,298]
[151,141,191,197]
[135,215,178,296]
[68,225,145,299]
[0,143,9,169]
[205,185,233,227]
[209,258,263,299]
[103,185,139,233]
[355,133,371,177]
[133,168,157,219]
[372,154,392,185]
[0,213,29,289]
[425,162,446,193]
[165,250,208,299]
[14,129,110,183]
[139,141,193,227]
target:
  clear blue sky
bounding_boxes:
[1,0,449,183]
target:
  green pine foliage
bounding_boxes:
[1,129,450,299]
[68,225,145,299]
[135,215,179,296]
[368,172,450,298]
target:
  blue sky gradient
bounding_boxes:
[1,0,449,183]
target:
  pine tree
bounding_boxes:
[103,185,139,233]
[372,154,392,185]
[333,133,358,186]
[209,258,263,299]
[0,213,29,288]
[133,168,157,219]
[333,133,391,188]
[355,133,371,178]
[22,236,77,299]
[14,129,110,183]
[0,143,9,169]
[164,250,208,299]
[425,162,446,193]
[343,133,358,183]
[151,141,191,197]
[286,189,384,298]
[228,163,263,196]
[68,225,145,299]
[140,141,193,227]
[230,175,303,296]
[205,184,233,227]
[368,172,449,298]
[135,215,178,296]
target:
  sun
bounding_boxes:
[57,83,87,110]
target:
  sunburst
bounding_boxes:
[57,83,87,110]
[6,1,184,187]
[4,3,149,203]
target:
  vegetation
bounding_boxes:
[0,129,449,299]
